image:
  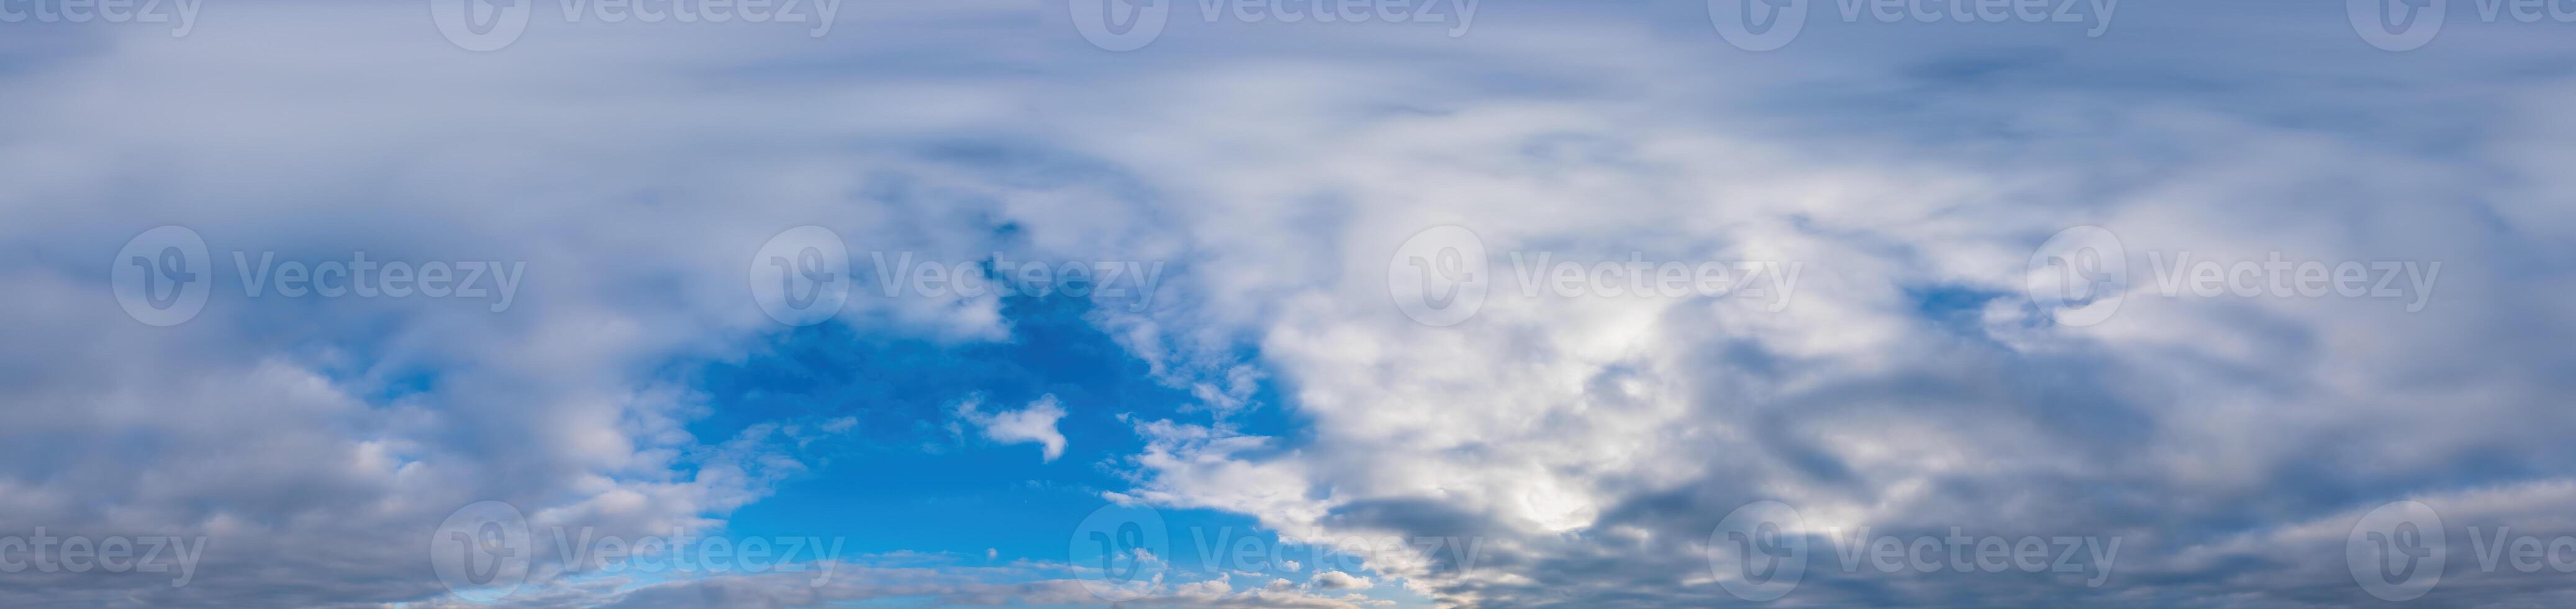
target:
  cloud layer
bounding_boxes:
[1,1,2572,608]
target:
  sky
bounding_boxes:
[3,0,2575,607]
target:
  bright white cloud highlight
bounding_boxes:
[957,394,1069,462]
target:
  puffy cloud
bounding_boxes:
[1313,570,1374,590]
[955,394,1071,462]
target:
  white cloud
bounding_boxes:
[955,394,1069,462]
[1312,570,1374,590]
[429,555,1377,609]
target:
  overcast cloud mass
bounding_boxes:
[3,0,2575,607]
